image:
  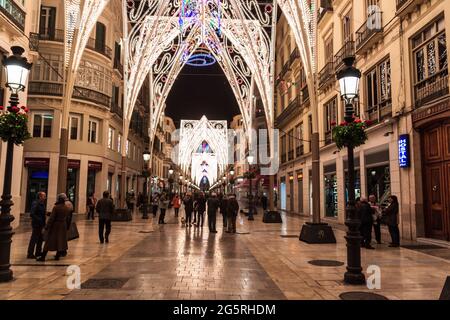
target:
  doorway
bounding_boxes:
[422,121,450,241]
[26,169,49,212]
[280,181,286,211]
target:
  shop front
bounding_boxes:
[324,163,337,218]
[365,148,391,206]
[87,161,102,197]
[24,158,49,212]
[67,160,80,208]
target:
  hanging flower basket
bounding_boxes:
[331,118,372,150]
[0,105,31,145]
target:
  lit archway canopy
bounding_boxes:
[63,0,318,157]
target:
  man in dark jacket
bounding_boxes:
[196,193,207,227]
[219,195,228,230]
[226,194,239,233]
[27,192,47,259]
[96,191,115,243]
[183,193,194,226]
[207,193,220,233]
[359,197,375,249]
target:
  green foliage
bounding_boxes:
[331,119,372,150]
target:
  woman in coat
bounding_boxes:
[172,194,181,217]
[383,195,400,247]
[158,193,170,224]
[37,193,72,261]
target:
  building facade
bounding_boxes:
[276,0,450,241]
[20,0,150,216]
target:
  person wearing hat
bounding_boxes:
[37,193,71,261]
[207,192,220,233]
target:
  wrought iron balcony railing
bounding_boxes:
[110,102,123,118]
[0,0,25,31]
[414,70,449,107]
[28,81,111,108]
[334,40,355,73]
[324,131,333,145]
[356,12,383,54]
[367,100,392,124]
[296,144,304,158]
[318,61,335,89]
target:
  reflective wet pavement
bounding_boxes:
[1,206,450,300]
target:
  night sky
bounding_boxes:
[165,62,240,126]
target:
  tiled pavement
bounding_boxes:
[1,207,449,300]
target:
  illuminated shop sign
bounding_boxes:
[398,134,410,168]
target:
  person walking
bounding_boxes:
[192,193,198,225]
[226,194,239,233]
[27,192,47,259]
[383,195,400,247]
[219,194,228,231]
[196,193,206,227]
[172,194,181,218]
[369,194,382,244]
[358,197,375,249]
[151,193,159,217]
[37,194,71,261]
[261,193,268,211]
[183,192,194,227]
[207,193,220,233]
[158,193,170,224]
[96,191,115,244]
[86,192,97,220]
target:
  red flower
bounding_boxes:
[23,107,29,113]
[0,106,3,111]
[354,119,362,123]
[330,121,336,126]
[340,122,347,126]
[365,120,373,126]
[10,106,20,113]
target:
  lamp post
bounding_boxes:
[336,56,365,285]
[168,168,174,194]
[142,149,151,219]
[0,46,32,282]
[247,155,255,221]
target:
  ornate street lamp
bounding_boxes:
[142,149,151,219]
[336,56,364,285]
[0,46,32,282]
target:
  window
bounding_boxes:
[32,113,53,138]
[69,114,81,140]
[95,22,106,52]
[365,58,391,122]
[412,16,448,105]
[342,11,352,44]
[325,36,333,63]
[117,133,122,152]
[288,129,294,160]
[39,6,56,39]
[281,135,287,163]
[296,123,304,156]
[126,140,130,157]
[88,119,99,143]
[133,144,137,160]
[108,127,115,150]
[324,97,337,132]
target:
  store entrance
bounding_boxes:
[26,169,49,212]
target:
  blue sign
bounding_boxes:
[398,134,410,168]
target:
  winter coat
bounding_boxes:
[30,200,46,228]
[96,197,115,220]
[383,202,399,227]
[172,197,181,208]
[197,197,207,213]
[207,198,220,214]
[183,197,194,213]
[220,198,228,215]
[43,203,71,252]
[159,197,170,209]
[227,197,239,217]
[359,201,374,226]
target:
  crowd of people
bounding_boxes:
[26,187,400,262]
[357,194,400,249]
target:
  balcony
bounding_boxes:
[414,70,449,107]
[334,40,355,73]
[289,48,300,66]
[367,101,392,124]
[275,96,300,128]
[280,61,290,78]
[318,61,335,90]
[301,85,309,104]
[296,144,304,157]
[28,81,111,108]
[0,0,25,31]
[114,59,124,77]
[110,102,123,118]
[355,12,383,55]
[36,29,112,60]
[396,0,427,18]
